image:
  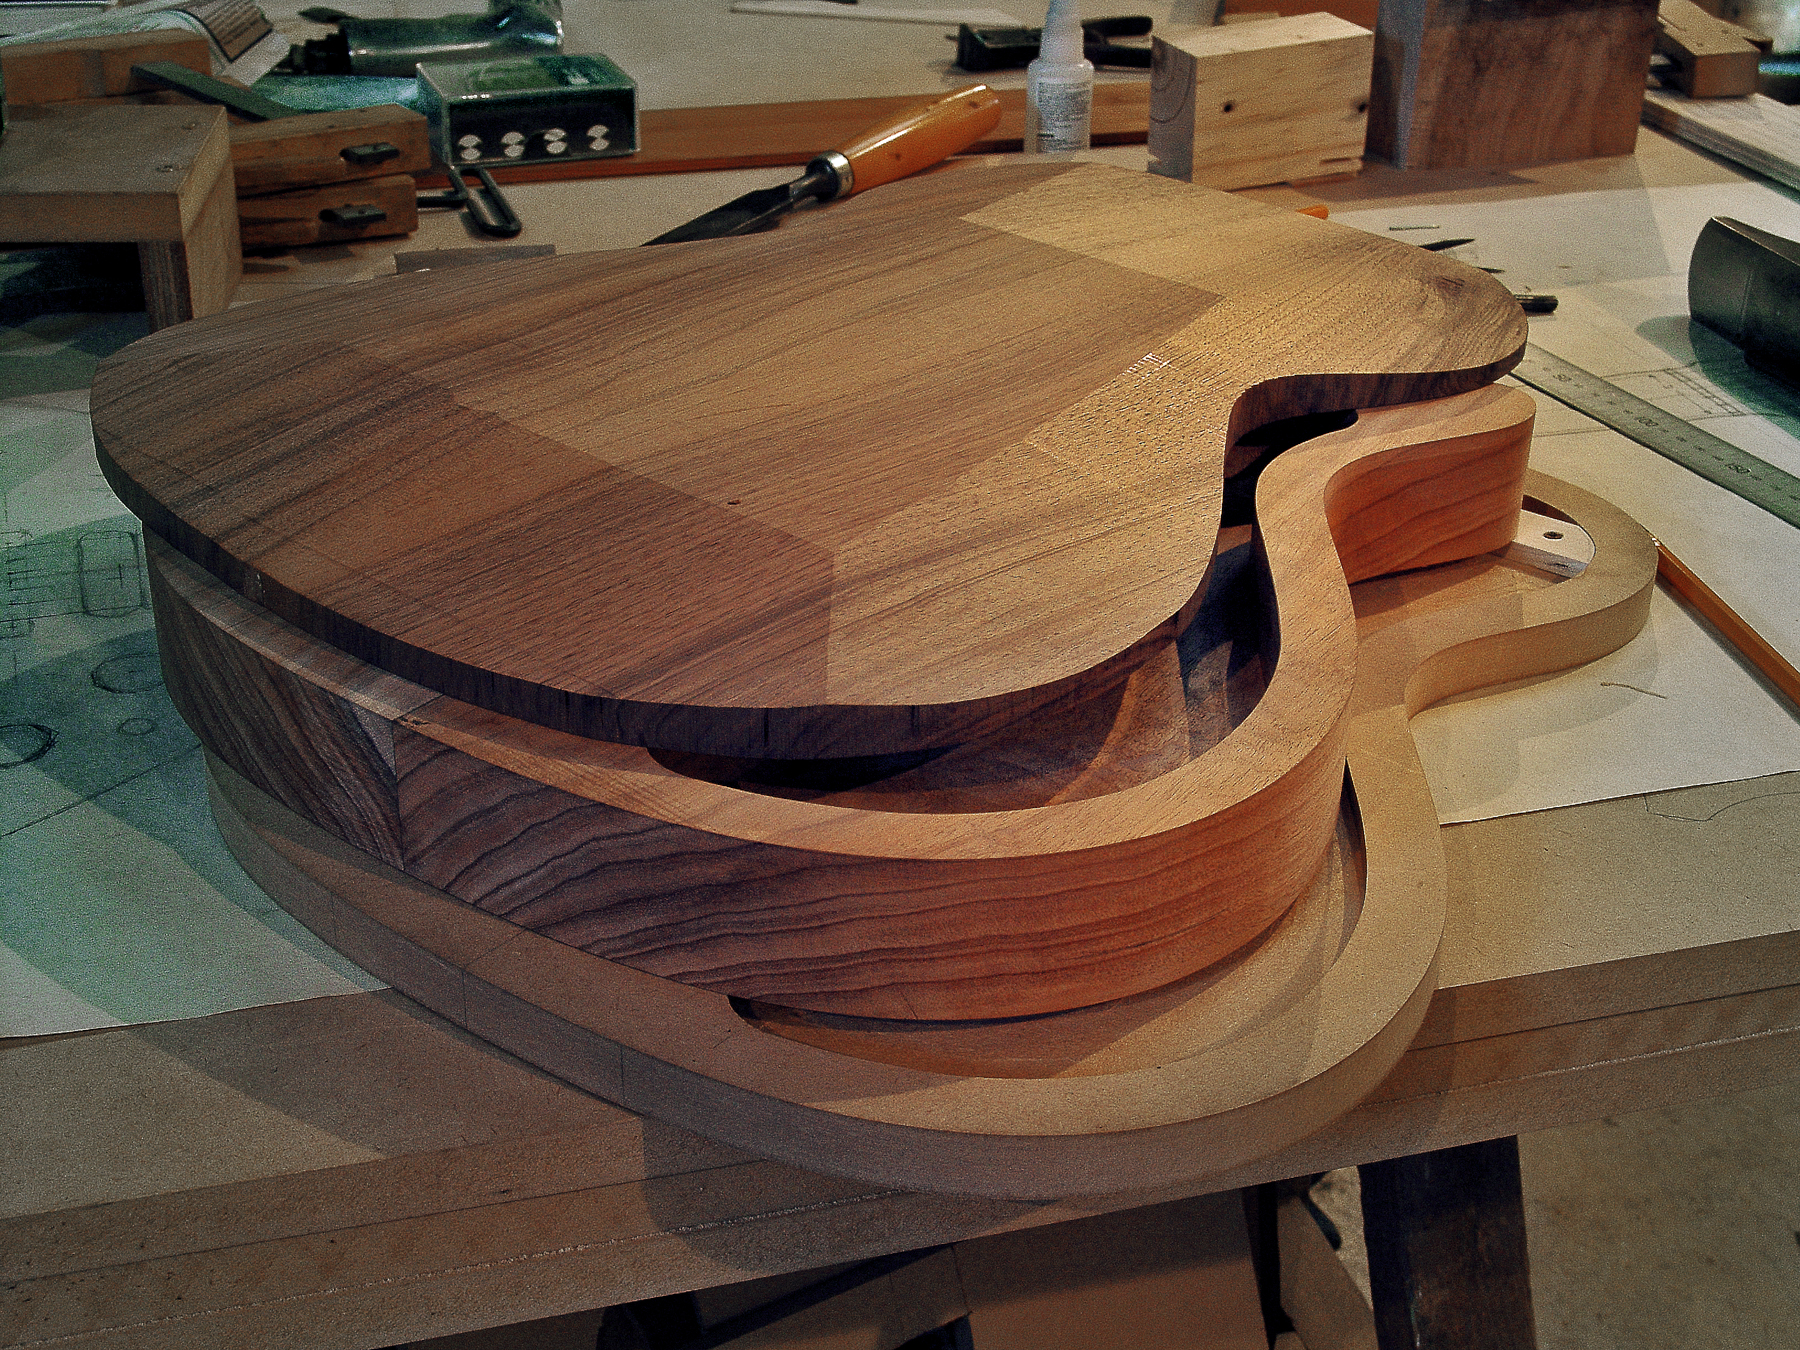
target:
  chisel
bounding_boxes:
[644,84,1004,246]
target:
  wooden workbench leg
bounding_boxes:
[1357,1136,1538,1350]
[137,168,241,330]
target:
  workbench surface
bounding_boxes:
[5,129,1799,1350]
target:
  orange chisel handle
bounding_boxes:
[826,85,1004,197]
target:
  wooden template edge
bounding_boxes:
[183,468,1652,1198]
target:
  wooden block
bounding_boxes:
[236,172,419,249]
[231,105,432,195]
[1656,0,1767,97]
[0,30,211,105]
[1221,0,1381,29]
[139,159,241,328]
[1149,14,1373,189]
[1367,0,1660,169]
[0,102,230,241]
[0,103,240,328]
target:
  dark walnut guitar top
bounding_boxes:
[93,161,1525,759]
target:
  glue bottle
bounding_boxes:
[1024,0,1093,154]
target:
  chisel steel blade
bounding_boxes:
[645,167,835,246]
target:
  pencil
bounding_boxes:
[1654,537,1800,711]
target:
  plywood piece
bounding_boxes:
[1368,0,1659,169]
[1656,0,1767,97]
[94,160,1526,765]
[0,29,211,104]
[237,173,420,249]
[231,105,432,195]
[1640,87,1800,193]
[1148,14,1373,189]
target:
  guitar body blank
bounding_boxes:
[90,161,1655,1189]
[94,160,1536,1020]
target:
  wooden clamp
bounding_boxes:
[237,172,420,248]
[0,30,211,105]
[230,106,433,196]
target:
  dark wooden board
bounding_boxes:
[93,160,1524,758]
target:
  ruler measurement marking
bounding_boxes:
[1511,345,1800,530]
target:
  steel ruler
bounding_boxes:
[1510,344,1800,530]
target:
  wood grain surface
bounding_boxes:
[188,467,1656,1197]
[146,385,1536,1019]
[0,30,211,105]
[97,160,1525,764]
[1367,0,1659,170]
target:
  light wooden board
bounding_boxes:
[1641,87,1800,192]
[1367,0,1660,169]
[0,29,211,104]
[0,102,231,242]
[94,160,1525,764]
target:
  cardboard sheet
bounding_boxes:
[1411,586,1800,824]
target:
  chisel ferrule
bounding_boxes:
[810,150,854,200]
